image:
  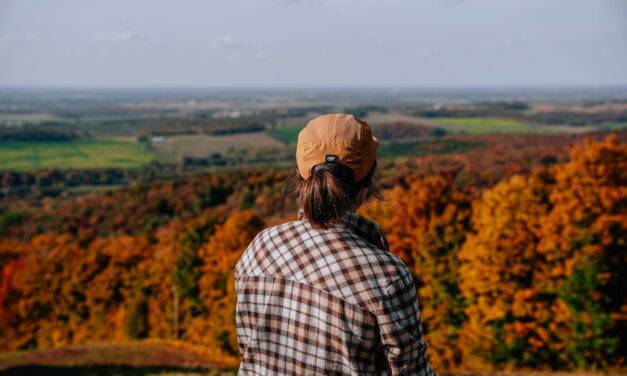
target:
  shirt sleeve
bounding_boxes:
[376,266,435,376]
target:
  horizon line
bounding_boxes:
[1,84,627,92]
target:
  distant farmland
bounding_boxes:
[431,117,539,133]
[378,139,481,158]
[267,116,543,144]
[267,125,304,144]
[0,140,152,171]
[151,132,284,163]
[602,121,627,130]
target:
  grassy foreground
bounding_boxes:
[0,343,237,376]
[1,343,624,376]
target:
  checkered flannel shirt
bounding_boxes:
[235,211,435,376]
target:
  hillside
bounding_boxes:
[0,131,625,371]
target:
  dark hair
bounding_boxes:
[291,162,381,229]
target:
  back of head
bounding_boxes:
[293,114,380,229]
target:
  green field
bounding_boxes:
[0,140,152,171]
[269,118,539,145]
[601,121,627,130]
[267,125,304,144]
[433,117,539,133]
[267,125,483,158]
[74,114,145,122]
[379,139,481,158]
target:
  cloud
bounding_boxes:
[485,38,562,61]
[415,48,433,57]
[210,35,235,50]
[0,33,41,44]
[206,36,270,60]
[207,35,247,59]
[510,39,561,60]
[92,31,135,43]
[255,49,270,59]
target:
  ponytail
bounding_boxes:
[292,162,380,229]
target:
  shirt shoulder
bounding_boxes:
[236,216,411,312]
[235,220,299,276]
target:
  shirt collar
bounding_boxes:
[297,209,389,251]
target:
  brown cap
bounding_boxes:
[296,113,379,182]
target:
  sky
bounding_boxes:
[0,0,626,88]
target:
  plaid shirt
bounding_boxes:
[235,211,435,376]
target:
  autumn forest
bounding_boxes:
[1,122,625,371]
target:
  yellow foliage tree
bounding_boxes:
[458,173,550,369]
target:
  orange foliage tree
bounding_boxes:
[458,135,626,369]
[360,175,471,369]
[188,211,264,356]
[536,135,626,368]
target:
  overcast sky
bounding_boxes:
[0,0,626,88]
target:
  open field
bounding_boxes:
[0,140,152,171]
[432,117,539,133]
[267,125,483,157]
[267,124,304,144]
[531,101,627,114]
[266,114,575,144]
[151,132,284,163]
[0,343,237,376]
[379,139,481,158]
[268,118,536,146]
[273,115,313,127]
[602,121,627,130]
[431,117,601,134]
[72,114,146,122]
[364,111,441,126]
[0,112,59,122]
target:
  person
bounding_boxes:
[235,114,435,375]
